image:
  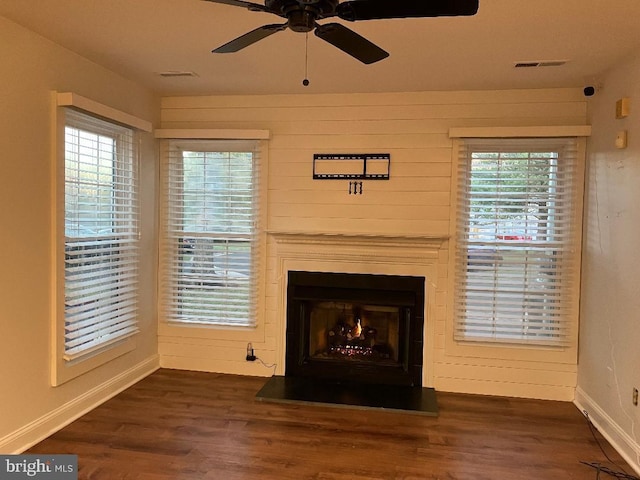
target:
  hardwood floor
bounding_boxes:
[29,369,632,479]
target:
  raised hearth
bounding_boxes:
[256,376,438,416]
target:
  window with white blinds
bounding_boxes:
[454,138,581,347]
[160,139,261,327]
[63,109,139,360]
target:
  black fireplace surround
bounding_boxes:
[285,271,425,387]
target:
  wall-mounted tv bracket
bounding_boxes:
[313,153,390,179]
[313,153,390,195]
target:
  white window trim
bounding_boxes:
[449,125,591,139]
[51,92,150,386]
[445,126,588,364]
[57,92,152,133]
[155,129,269,343]
[155,129,269,140]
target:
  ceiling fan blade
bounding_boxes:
[201,0,271,14]
[337,0,479,21]
[314,23,389,65]
[213,23,288,53]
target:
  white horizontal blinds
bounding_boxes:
[64,108,139,360]
[454,138,579,346]
[160,139,260,326]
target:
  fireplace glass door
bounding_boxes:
[286,271,425,386]
[309,301,403,366]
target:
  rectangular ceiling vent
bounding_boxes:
[514,60,568,68]
[158,71,198,78]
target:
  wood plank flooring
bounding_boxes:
[28,369,633,479]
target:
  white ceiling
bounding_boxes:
[2,0,640,96]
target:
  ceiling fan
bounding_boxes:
[203,0,479,64]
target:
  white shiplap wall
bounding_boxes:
[158,88,587,401]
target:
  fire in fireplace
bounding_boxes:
[310,302,399,363]
[286,271,425,387]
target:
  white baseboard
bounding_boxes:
[0,355,160,454]
[574,386,640,476]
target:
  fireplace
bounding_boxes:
[285,271,425,387]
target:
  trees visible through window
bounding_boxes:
[63,109,139,360]
[160,140,260,327]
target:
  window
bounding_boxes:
[454,138,582,347]
[63,109,139,360]
[160,139,261,327]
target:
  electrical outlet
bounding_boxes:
[633,388,638,407]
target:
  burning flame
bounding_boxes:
[352,318,362,338]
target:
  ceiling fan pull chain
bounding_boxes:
[302,32,310,87]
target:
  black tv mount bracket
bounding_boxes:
[313,153,390,195]
[313,153,390,180]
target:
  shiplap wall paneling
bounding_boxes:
[159,88,587,399]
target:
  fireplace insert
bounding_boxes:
[285,271,425,386]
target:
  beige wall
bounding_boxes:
[159,88,588,401]
[1,8,637,468]
[576,51,640,472]
[0,16,159,452]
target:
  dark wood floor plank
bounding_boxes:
[28,369,633,479]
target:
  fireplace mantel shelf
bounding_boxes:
[268,231,449,248]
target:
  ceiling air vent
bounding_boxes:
[158,71,198,78]
[514,60,568,68]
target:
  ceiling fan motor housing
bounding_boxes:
[267,0,339,31]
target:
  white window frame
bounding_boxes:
[51,93,151,386]
[157,130,268,339]
[447,126,588,361]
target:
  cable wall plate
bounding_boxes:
[313,153,390,180]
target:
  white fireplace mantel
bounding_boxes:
[268,231,449,266]
[268,230,449,248]
[268,230,449,387]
